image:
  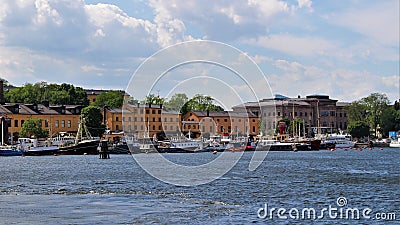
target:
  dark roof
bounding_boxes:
[190,110,258,118]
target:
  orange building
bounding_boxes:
[115,103,182,138]
[182,110,259,138]
[0,102,82,141]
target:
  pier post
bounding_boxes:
[99,140,110,159]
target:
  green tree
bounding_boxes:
[347,121,370,138]
[380,104,400,136]
[4,82,89,106]
[93,90,124,108]
[361,93,390,137]
[164,93,188,111]
[141,94,165,105]
[181,94,224,115]
[81,106,106,137]
[19,118,49,138]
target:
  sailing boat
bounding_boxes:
[58,117,99,155]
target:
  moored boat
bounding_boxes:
[0,145,24,156]
[19,138,59,156]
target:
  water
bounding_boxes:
[0,148,399,224]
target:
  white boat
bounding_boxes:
[18,138,59,156]
[389,136,400,148]
[324,134,356,148]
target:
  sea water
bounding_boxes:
[0,148,398,224]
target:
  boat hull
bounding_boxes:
[59,140,99,155]
[0,149,24,156]
[24,146,59,156]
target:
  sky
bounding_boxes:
[0,0,399,105]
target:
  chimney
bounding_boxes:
[42,100,49,108]
[0,79,4,104]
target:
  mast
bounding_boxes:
[317,100,321,138]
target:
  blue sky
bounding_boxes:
[0,0,398,104]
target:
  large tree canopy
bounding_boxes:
[4,82,89,106]
[92,90,124,108]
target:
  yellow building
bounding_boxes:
[182,110,259,138]
[0,102,82,141]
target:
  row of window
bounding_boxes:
[12,119,72,128]
[130,109,163,114]
[264,111,347,118]
[125,125,180,131]
[122,117,180,122]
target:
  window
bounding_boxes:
[141,125,144,130]
[217,119,220,122]
[146,109,149,114]
[224,119,227,122]
[188,125,191,129]
[278,112,281,117]
[134,117,137,122]
[21,120,25,126]
[239,119,242,122]
[176,118,179,122]
[330,111,335,117]
[152,110,155,114]
[67,120,71,128]
[170,126,173,131]
[220,126,224,132]
[159,126,162,130]
[158,118,161,122]
[55,120,59,128]
[253,119,255,122]
[116,116,119,122]
[61,120,65,128]
[45,120,49,127]
[116,125,119,131]
[305,112,307,117]
[340,113,342,117]
[210,126,213,132]
[300,112,303,116]
[134,125,137,130]
[344,113,347,117]
[253,126,256,132]
[158,110,161,114]
[152,117,155,122]
[14,120,18,127]
[164,117,167,122]
[232,119,235,122]
[152,125,155,130]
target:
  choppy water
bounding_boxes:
[0,148,399,224]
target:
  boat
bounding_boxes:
[389,133,400,148]
[323,134,356,149]
[58,117,99,155]
[157,132,204,153]
[0,145,24,156]
[255,139,295,151]
[19,138,59,156]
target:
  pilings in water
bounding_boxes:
[99,140,110,159]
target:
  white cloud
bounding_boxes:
[329,1,399,46]
[249,34,337,56]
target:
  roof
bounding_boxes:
[190,110,258,118]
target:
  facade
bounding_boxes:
[233,94,350,136]
[182,110,259,137]
[0,102,82,141]
[121,103,181,138]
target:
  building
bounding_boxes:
[182,110,259,138]
[0,102,83,141]
[121,103,181,138]
[233,94,350,136]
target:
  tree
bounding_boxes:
[347,121,370,138]
[141,94,165,105]
[19,118,49,138]
[181,94,224,115]
[361,93,390,137]
[164,93,188,111]
[4,82,89,106]
[80,106,106,137]
[93,90,124,108]
[380,104,400,136]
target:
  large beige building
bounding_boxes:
[233,94,350,136]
